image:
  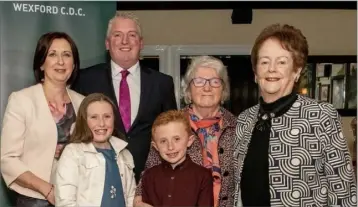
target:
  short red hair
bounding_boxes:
[151,110,192,140]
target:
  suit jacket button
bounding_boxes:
[219,148,224,154]
[223,171,229,176]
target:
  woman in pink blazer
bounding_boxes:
[0,32,84,207]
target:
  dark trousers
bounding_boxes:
[16,193,53,207]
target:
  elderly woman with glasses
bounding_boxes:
[133,55,237,207]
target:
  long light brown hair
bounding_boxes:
[70,93,123,143]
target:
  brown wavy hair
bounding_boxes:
[70,93,124,143]
[251,23,309,73]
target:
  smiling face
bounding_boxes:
[152,121,194,168]
[105,17,143,69]
[255,38,302,102]
[41,38,74,85]
[86,101,114,144]
[190,67,223,109]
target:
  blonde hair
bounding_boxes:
[106,11,142,38]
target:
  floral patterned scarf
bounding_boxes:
[188,107,223,207]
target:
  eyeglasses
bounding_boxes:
[191,77,223,88]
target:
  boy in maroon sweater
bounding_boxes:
[141,110,213,207]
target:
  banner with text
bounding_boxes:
[0,1,115,205]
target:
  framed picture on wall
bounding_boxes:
[319,84,330,102]
[348,63,357,109]
[331,75,346,109]
[349,63,357,74]
[307,55,356,116]
[331,63,346,76]
[316,63,326,77]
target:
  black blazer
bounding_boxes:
[71,63,177,182]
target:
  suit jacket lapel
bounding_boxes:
[129,66,152,132]
[105,63,127,136]
[34,84,58,145]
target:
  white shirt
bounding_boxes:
[111,60,141,125]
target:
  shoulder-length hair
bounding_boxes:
[33,31,80,85]
[69,93,123,143]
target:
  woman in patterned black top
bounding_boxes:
[233,24,357,207]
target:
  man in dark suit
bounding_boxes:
[71,11,177,182]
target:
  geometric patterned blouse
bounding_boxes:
[233,95,357,207]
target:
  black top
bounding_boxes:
[241,93,297,206]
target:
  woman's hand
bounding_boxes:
[40,183,55,205]
[133,196,153,207]
[14,171,56,204]
[55,144,65,159]
[46,186,55,205]
[134,201,153,207]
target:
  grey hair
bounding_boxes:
[106,11,142,38]
[181,55,230,104]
